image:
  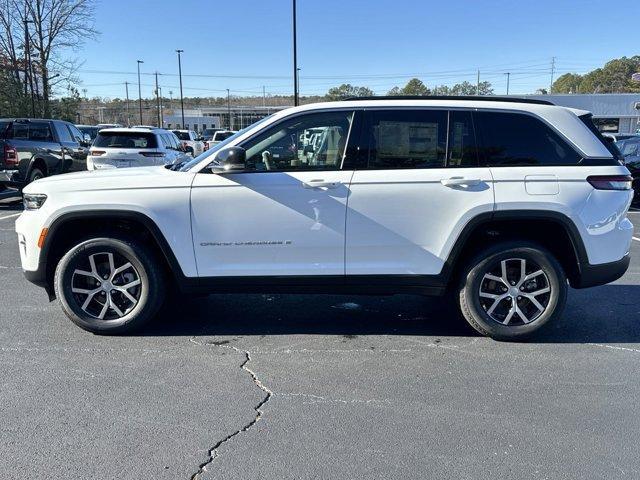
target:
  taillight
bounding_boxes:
[139,152,165,157]
[3,144,18,166]
[587,175,633,191]
[91,150,106,156]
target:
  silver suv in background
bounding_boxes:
[87,127,189,170]
[172,130,204,156]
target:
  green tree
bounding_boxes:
[432,81,493,96]
[50,86,81,122]
[0,67,30,117]
[387,86,401,96]
[552,56,640,93]
[387,78,430,96]
[325,84,374,101]
[551,73,583,93]
[401,78,430,95]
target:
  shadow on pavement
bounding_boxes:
[141,284,640,344]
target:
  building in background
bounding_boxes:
[163,105,288,132]
[526,94,640,134]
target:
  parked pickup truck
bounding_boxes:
[0,118,90,187]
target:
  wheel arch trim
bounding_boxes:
[441,209,588,283]
[40,209,191,289]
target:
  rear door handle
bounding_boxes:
[440,177,482,187]
[302,179,340,189]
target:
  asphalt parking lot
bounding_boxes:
[1,204,639,480]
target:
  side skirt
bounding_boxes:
[189,275,447,296]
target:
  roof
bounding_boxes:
[98,127,164,133]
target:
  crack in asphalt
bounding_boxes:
[189,338,273,480]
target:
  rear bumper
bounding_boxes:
[573,254,630,288]
[0,169,23,186]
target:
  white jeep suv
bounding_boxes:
[16,97,634,339]
[88,127,188,169]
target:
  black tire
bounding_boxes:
[54,236,165,334]
[458,241,567,341]
[28,167,44,184]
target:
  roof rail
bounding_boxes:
[343,95,555,106]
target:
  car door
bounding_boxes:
[345,108,494,276]
[66,124,89,171]
[54,122,86,172]
[28,121,63,176]
[190,109,358,277]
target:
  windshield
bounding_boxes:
[94,132,158,148]
[176,116,273,172]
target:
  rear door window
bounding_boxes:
[364,109,447,169]
[8,123,29,139]
[94,132,157,148]
[475,111,582,166]
[29,123,54,142]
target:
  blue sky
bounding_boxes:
[75,0,639,100]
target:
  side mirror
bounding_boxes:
[209,146,246,172]
[83,133,92,146]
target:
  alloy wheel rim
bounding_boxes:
[71,251,142,320]
[478,257,551,326]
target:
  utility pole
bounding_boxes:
[155,72,161,127]
[263,85,266,108]
[124,82,130,127]
[505,72,511,95]
[176,50,185,128]
[226,88,231,129]
[169,90,173,110]
[476,69,480,95]
[549,56,556,93]
[137,60,144,125]
[159,87,164,127]
[292,0,298,106]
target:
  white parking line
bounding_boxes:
[0,212,21,221]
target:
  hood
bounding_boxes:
[23,166,195,195]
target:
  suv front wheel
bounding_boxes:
[458,242,567,340]
[54,236,165,334]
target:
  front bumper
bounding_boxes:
[573,254,631,288]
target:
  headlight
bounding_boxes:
[23,193,47,210]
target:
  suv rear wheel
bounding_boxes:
[54,236,165,334]
[458,242,567,340]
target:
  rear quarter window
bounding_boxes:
[475,111,582,166]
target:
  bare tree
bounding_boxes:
[25,0,98,117]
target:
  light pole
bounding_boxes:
[226,88,231,129]
[292,0,299,106]
[154,71,160,127]
[176,49,185,128]
[137,60,144,124]
[124,82,130,126]
[505,72,511,95]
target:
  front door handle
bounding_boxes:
[302,179,340,189]
[441,177,482,187]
